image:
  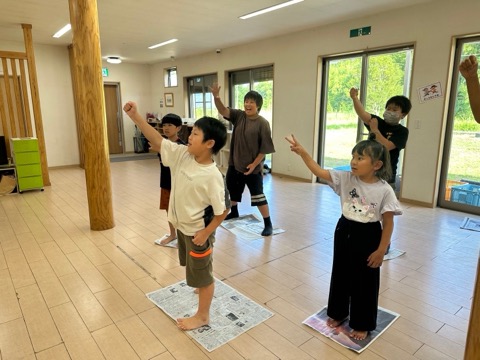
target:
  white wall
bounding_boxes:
[0,41,78,167]
[1,0,479,206]
[146,0,480,206]
[100,61,152,153]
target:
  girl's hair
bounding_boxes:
[352,133,392,181]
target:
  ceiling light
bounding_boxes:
[52,24,71,38]
[148,38,178,50]
[106,56,122,64]
[240,0,304,19]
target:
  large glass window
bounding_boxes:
[164,67,177,87]
[439,38,480,214]
[229,65,274,165]
[186,74,217,119]
[319,47,414,188]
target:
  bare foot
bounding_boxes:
[176,315,209,331]
[350,329,368,340]
[326,317,347,328]
[160,235,176,245]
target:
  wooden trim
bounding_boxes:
[10,58,26,137]
[270,172,311,182]
[0,72,9,157]
[0,51,27,60]
[465,256,480,359]
[22,23,50,186]
[18,60,32,137]
[1,58,17,137]
[397,198,434,208]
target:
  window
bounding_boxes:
[319,47,414,187]
[439,37,480,214]
[229,66,273,122]
[164,67,177,87]
[229,65,274,166]
[186,74,217,119]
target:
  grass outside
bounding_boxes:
[323,114,480,183]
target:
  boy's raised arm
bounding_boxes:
[123,101,163,150]
[459,55,480,124]
[350,87,372,125]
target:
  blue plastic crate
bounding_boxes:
[450,184,480,206]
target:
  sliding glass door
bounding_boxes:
[319,47,414,186]
[439,38,480,214]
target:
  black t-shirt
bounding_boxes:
[366,115,409,183]
[159,137,185,189]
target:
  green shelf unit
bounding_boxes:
[11,137,44,193]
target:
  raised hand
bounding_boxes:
[123,101,137,116]
[209,82,221,97]
[285,134,306,156]
[349,87,359,99]
[459,55,478,80]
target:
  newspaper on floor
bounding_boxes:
[303,306,400,353]
[460,217,480,232]
[146,278,274,352]
[383,248,405,261]
[221,214,285,240]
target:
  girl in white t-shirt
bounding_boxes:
[286,133,402,341]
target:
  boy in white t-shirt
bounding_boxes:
[124,101,230,331]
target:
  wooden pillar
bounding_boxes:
[68,0,114,230]
[465,255,480,359]
[22,24,51,186]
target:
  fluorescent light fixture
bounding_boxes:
[148,38,178,50]
[52,24,71,38]
[107,56,122,64]
[240,0,304,19]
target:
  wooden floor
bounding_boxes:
[0,158,477,360]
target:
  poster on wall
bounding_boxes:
[417,81,442,103]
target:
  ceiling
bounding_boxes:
[0,0,435,65]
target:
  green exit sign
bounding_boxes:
[102,67,109,77]
[350,26,371,38]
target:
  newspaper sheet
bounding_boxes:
[221,214,285,240]
[147,278,274,352]
[303,306,400,353]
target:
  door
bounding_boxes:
[439,38,480,214]
[319,47,413,185]
[104,83,123,154]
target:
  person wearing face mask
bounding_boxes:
[349,88,412,191]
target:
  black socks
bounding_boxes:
[225,205,239,220]
[226,206,272,236]
[261,216,273,236]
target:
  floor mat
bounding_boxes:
[221,214,285,240]
[146,278,274,352]
[460,217,480,232]
[303,306,400,353]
